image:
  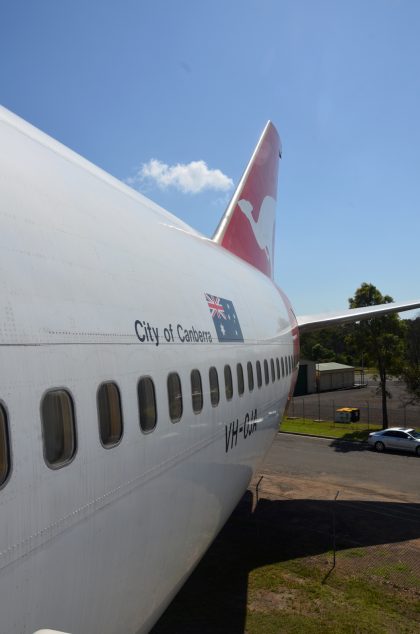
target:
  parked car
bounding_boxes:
[368,427,420,455]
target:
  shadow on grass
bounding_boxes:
[151,492,420,634]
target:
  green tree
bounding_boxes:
[400,317,420,402]
[347,283,406,429]
[311,342,335,363]
[300,324,356,365]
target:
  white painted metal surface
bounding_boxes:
[0,108,294,633]
[34,630,71,634]
[297,300,420,332]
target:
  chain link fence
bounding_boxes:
[252,478,420,593]
[288,396,420,428]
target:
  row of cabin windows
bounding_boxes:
[0,353,298,483]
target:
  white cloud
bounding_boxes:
[131,158,233,194]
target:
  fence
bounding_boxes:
[288,396,420,428]
[250,479,420,590]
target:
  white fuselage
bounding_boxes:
[0,109,297,633]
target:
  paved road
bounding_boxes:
[260,433,420,500]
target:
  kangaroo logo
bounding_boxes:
[238,196,276,264]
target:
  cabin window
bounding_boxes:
[168,373,183,422]
[224,365,233,401]
[138,377,157,432]
[0,404,10,486]
[191,369,203,414]
[264,360,269,385]
[237,363,244,396]
[209,367,219,407]
[247,362,254,391]
[281,357,285,378]
[276,358,280,380]
[41,389,76,468]
[97,382,123,447]
[270,358,275,383]
[256,361,262,388]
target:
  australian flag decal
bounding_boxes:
[205,293,244,342]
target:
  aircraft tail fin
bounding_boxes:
[212,121,281,279]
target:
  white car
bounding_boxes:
[368,427,420,455]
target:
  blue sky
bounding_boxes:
[1,0,420,316]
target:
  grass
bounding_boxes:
[246,555,420,633]
[281,417,420,439]
[372,563,420,588]
[280,417,381,440]
[340,548,366,559]
[153,496,420,634]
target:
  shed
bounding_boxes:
[293,359,317,396]
[317,362,355,392]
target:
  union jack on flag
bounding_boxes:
[205,294,226,319]
[205,293,244,342]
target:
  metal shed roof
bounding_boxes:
[317,362,354,372]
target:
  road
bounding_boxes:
[259,433,420,501]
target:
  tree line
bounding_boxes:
[300,282,420,429]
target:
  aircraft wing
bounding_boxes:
[296,300,420,333]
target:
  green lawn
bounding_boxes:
[246,554,420,633]
[281,417,420,440]
[281,418,381,440]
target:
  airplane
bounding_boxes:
[0,106,419,634]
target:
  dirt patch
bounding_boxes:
[249,588,300,612]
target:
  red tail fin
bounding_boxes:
[212,122,281,279]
